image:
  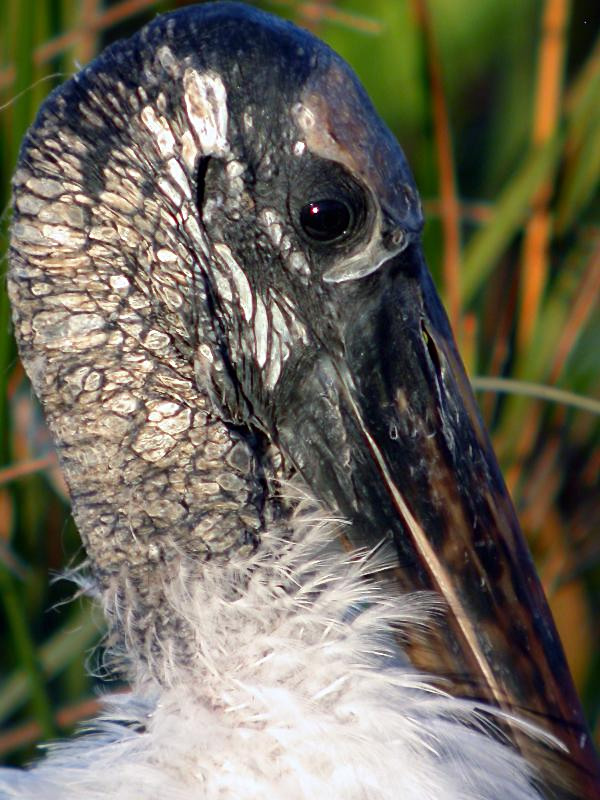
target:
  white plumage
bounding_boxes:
[0,500,544,799]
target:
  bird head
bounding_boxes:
[8,3,599,797]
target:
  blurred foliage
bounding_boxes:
[0,0,598,766]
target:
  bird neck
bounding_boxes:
[10,143,288,676]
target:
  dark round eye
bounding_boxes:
[299,199,352,243]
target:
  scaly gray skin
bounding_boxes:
[8,3,600,797]
[10,2,421,670]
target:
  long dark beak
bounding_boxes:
[276,244,600,799]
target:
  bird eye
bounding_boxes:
[299,199,352,243]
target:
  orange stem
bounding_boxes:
[518,0,570,353]
[0,454,56,487]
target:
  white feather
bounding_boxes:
[0,502,544,799]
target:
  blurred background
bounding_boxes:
[0,0,598,766]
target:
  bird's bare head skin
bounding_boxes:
[4,2,599,798]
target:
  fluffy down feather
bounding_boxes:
[0,502,545,800]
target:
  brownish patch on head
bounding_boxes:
[293,61,422,234]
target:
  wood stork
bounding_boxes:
[2,3,599,798]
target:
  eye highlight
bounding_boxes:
[299,199,352,243]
